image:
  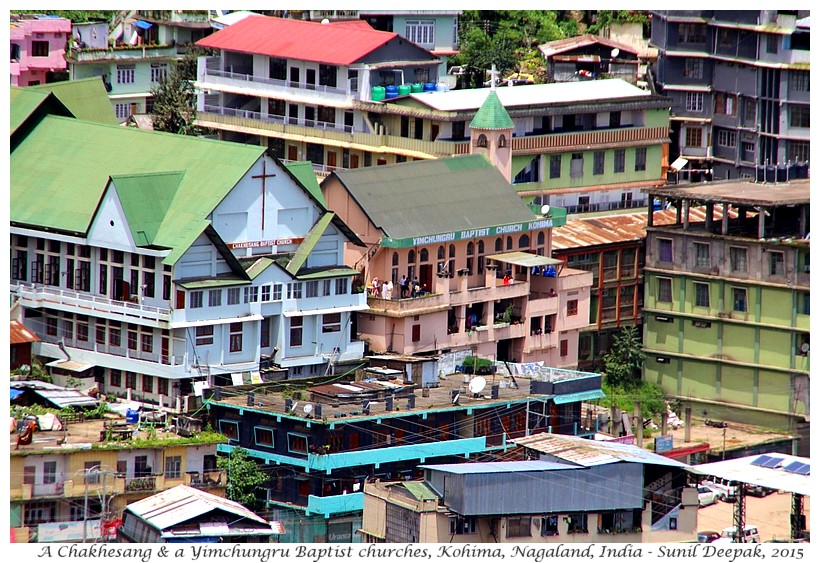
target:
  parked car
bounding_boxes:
[700,478,737,502]
[746,484,776,497]
[697,530,721,543]
[697,486,719,507]
[720,524,761,543]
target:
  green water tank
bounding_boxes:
[411,83,423,93]
[371,85,386,101]
[398,84,411,96]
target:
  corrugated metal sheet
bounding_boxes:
[126,485,272,531]
[689,454,811,497]
[511,433,689,468]
[11,380,99,409]
[539,34,640,58]
[646,179,810,206]
[333,155,537,240]
[10,320,40,345]
[197,16,399,65]
[428,463,644,515]
[422,460,576,474]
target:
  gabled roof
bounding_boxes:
[329,155,538,241]
[11,115,265,264]
[539,34,640,58]
[283,161,327,209]
[27,78,118,125]
[111,172,185,247]
[10,320,40,345]
[9,88,72,135]
[469,90,514,130]
[286,213,335,275]
[197,15,402,65]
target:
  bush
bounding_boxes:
[462,356,494,374]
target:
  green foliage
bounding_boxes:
[602,379,666,418]
[151,46,214,135]
[217,448,269,510]
[602,326,646,389]
[11,10,117,23]
[588,10,649,34]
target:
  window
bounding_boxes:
[288,282,303,299]
[261,285,271,302]
[126,371,137,389]
[195,325,214,346]
[593,151,605,175]
[244,286,259,303]
[694,242,710,268]
[189,290,203,308]
[766,34,779,54]
[227,287,241,305]
[31,40,49,57]
[24,466,36,485]
[549,155,562,178]
[207,289,221,307]
[306,281,319,298]
[335,278,348,295]
[406,20,435,47]
[322,279,332,296]
[789,105,810,128]
[694,282,710,308]
[290,317,303,347]
[769,251,785,275]
[84,461,101,484]
[684,58,703,79]
[686,92,704,112]
[24,501,55,526]
[657,277,673,303]
[322,312,342,333]
[658,238,673,262]
[566,513,588,534]
[218,420,239,442]
[742,141,755,161]
[566,299,578,316]
[614,149,625,173]
[507,516,532,538]
[634,147,647,171]
[273,283,283,300]
[115,103,131,120]
[319,64,337,88]
[560,339,568,357]
[790,71,810,93]
[288,433,309,454]
[717,130,737,147]
[685,127,703,147]
[164,456,181,479]
[229,322,243,352]
[678,23,705,43]
[141,374,153,394]
[450,516,477,535]
[732,287,747,312]
[116,64,135,84]
[158,378,169,396]
[255,427,274,447]
[570,153,584,178]
[541,515,559,536]
[150,63,168,82]
[110,369,122,387]
[800,292,810,315]
[788,140,810,162]
[412,324,421,342]
[43,461,57,485]
[476,134,488,148]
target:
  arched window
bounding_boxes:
[392,252,399,266]
[518,234,530,249]
[506,236,513,250]
[437,245,445,260]
[477,240,486,274]
[391,252,399,282]
[495,237,503,252]
[408,249,416,264]
[467,242,475,256]
[476,134,488,148]
[420,248,429,262]
[448,244,456,278]
[498,134,507,148]
[537,232,545,246]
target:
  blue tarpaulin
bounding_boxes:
[134,20,153,29]
[10,389,24,400]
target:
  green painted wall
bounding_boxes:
[758,328,792,367]
[721,324,757,364]
[680,358,717,401]
[682,320,718,357]
[759,287,793,325]
[719,365,755,407]
[646,318,678,352]
[757,369,792,413]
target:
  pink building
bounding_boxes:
[10,14,71,86]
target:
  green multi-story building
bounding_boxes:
[642,179,809,444]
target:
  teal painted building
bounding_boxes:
[642,180,810,440]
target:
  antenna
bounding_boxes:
[468,376,487,397]
[540,204,551,216]
[303,403,314,416]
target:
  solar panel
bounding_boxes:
[761,456,783,468]
[783,461,810,475]
[751,455,774,467]
[795,465,810,476]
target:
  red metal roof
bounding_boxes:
[10,320,40,345]
[197,15,399,65]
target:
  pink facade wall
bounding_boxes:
[10,16,71,86]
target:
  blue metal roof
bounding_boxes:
[420,460,577,474]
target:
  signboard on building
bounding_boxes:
[654,434,674,453]
[228,237,304,249]
[37,520,101,542]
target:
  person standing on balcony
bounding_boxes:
[399,275,409,298]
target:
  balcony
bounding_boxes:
[68,44,178,63]
[367,292,450,317]
[306,492,364,517]
[13,282,171,325]
[186,470,224,488]
[125,476,156,492]
[202,104,353,134]
[200,63,352,97]
[512,126,670,156]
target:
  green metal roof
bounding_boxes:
[283,161,326,209]
[111,172,185,247]
[331,154,537,241]
[28,78,118,125]
[9,88,73,136]
[295,266,360,280]
[401,481,439,501]
[11,115,266,263]
[286,213,335,275]
[469,90,514,130]
[244,257,277,280]
[177,276,250,289]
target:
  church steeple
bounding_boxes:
[469,89,514,182]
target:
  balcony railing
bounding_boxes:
[186,470,224,488]
[203,64,351,96]
[512,126,670,155]
[31,481,65,497]
[68,44,178,62]
[13,282,171,324]
[306,492,364,518]
[202,104,354,133]
[125,476,156,492]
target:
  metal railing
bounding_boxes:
[202,104,354,133]
[203,64,351,96]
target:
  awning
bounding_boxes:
[283,304,370,317]
[670,157,689,172]
[553,389,606,404]
[46,360,95,373]
[170,314,263,329]
[485,252,563,268]
[134,20,153,29]
[10,389,24,400]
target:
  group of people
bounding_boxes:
[370,275,428,299]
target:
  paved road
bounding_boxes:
[695,490,810,542]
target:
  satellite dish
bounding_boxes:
[321,18,330,24]
[303,403,314,415]
[541,204,551,216]
[801,342,810,353]
[290,401,298,412]
[469,376,487,395]
[452,392,460,405]
[611,48,620,58]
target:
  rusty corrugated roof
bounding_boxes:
[10,320,40,345]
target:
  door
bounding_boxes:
[289,67,300,88]
[288,145,298,161]
[176,290,185,309]
[419,264,433,291]
[306,68,316,89]
[327,151,337,171]
[350,154,360,169]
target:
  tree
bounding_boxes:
[217,447,269,510]
[602,325,645,389]
[151,46,213,135]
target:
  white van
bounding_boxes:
[719,525,761,543]
[701,478,737,501]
